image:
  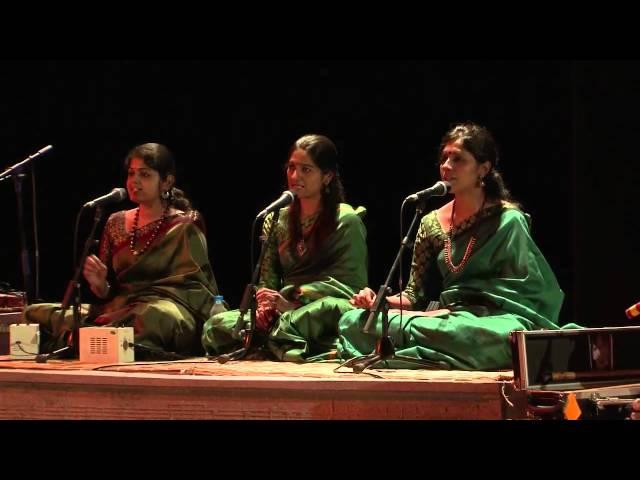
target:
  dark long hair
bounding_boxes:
[124,143,192,211]
[287,134,345,257]
[439,123,517,205]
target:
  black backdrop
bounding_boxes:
[1,60,638,327]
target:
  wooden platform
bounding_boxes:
[0,357,523,419]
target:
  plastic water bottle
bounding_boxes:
[210,295,228,316]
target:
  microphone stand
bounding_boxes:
[36,206,103,362]
[339,200,450,374]
[216,209,280,363]
[13,172,33,304]
[0,147,52,303]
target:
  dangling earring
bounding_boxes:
[324,183,330,194]
[477,176,485,188]
[162,187,174,201]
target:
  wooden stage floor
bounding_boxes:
[0,356,523,420]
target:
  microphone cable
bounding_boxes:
[397,198,410,335]
[73,206,87,270]
[31,167,40,301]
[250,215,259,276]
[128,342,187,361]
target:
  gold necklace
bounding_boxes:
[443,198,485,273]
[296,213,320,257]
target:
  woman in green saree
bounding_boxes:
[339,123,573,370]
[632,399,640,420]
[24,143,219,357]
[202,134,368,362]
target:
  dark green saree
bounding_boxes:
[202,203,368,361]
[338,203,576,370]
[24,210,218,356]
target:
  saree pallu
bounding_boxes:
[24,210,218,356]
[338,205,579,370]
[202,203,368,361]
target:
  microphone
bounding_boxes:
[256,190,296,219]
[33,145,53,157]
[0,145,54,181]
[626,301,640,320]
[83,188,127,209]
[405,181,451,202]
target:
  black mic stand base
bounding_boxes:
[35,344,74,363]
[215,330,269,363]
[214,310,255,363]
[214,209,280,364]
[44,206,103,363]
[216,346,249,364]
[218,230,262,364]
[336,201,451,375]
[338,335,451,374]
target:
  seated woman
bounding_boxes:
[631,399,640,420]
[338,123,577,371]
[24,143,219,357]
[202,134,368,362]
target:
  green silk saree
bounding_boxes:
[202,203,367,361]
[338,204,576,370]
[24,210,218,356]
